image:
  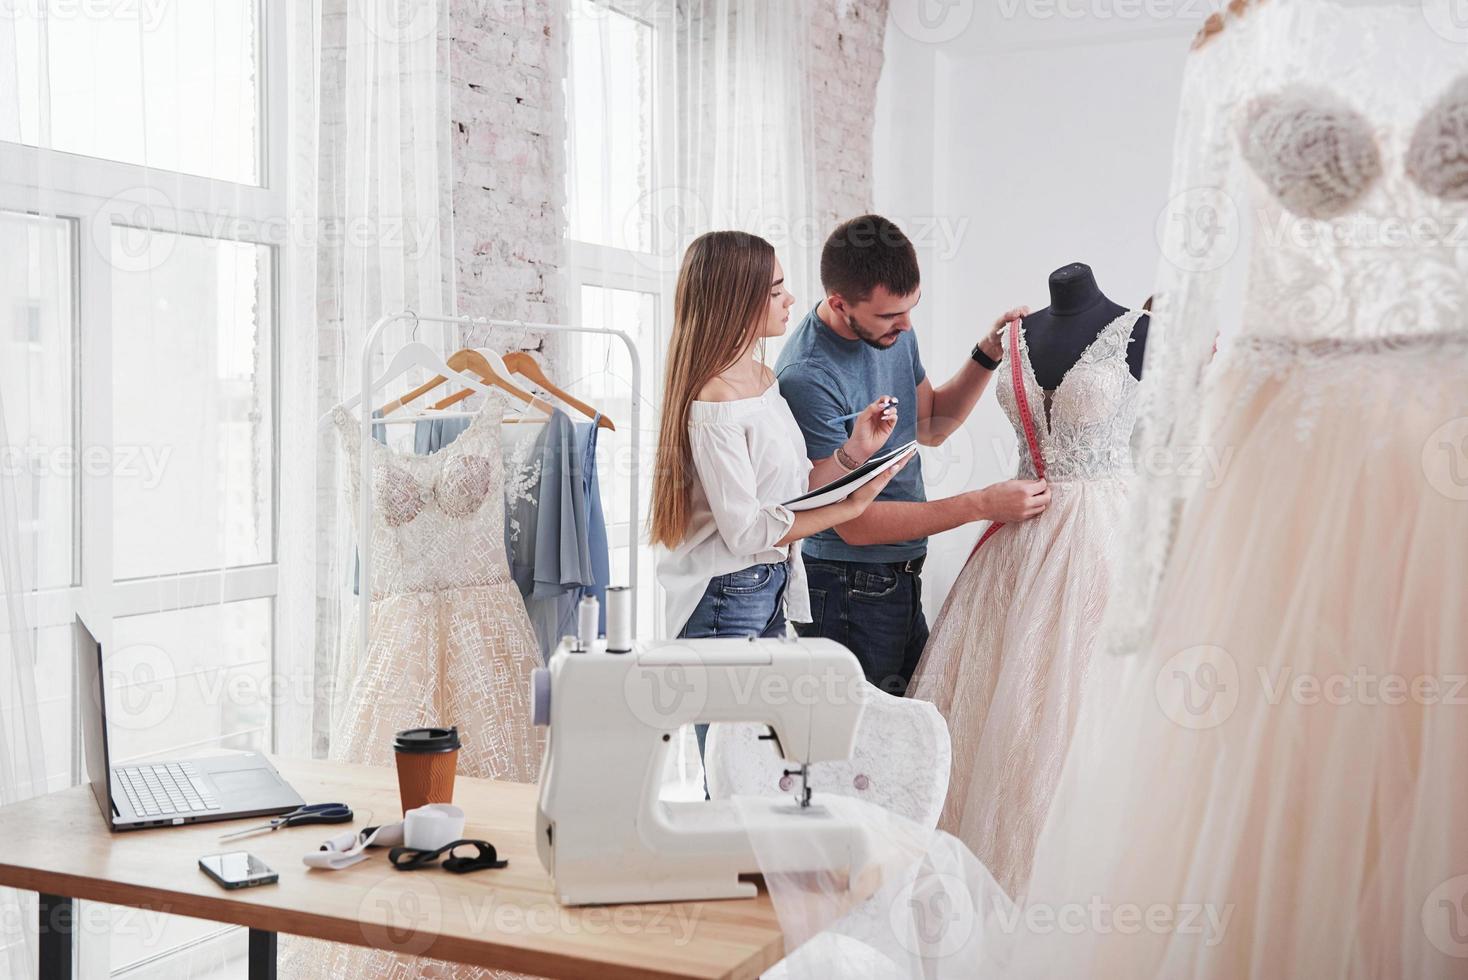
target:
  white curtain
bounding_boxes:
[279,0,457,758]
[0,204,47,975]
[674,0,821,307]
[0,23,51,979]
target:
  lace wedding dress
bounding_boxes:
[327,398,543,781]
[997,4,1468,976]
[908,309,1144,898]
[284,398,543,980]
[756,4,1468,978]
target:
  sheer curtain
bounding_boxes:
[0,24,52,978]
[0,188,48,976]
[278,0,457,759]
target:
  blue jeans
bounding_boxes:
[678,562,789,794]
[796,557,929,697]
[678,562,790,640]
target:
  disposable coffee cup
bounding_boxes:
[393,726,461,815]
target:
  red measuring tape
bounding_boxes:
[969,319,1045,558]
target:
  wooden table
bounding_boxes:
[0,757,786,980]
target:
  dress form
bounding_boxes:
[1021,263,1148,388]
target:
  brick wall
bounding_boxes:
[449,0,566,362]
[807,0,892,231]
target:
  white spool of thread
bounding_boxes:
[605,587,632,653]
[577,594,600,649]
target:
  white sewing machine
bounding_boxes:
[531,593,868,906]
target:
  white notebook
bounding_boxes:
[783,441,919,513]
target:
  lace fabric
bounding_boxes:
[1113,0,1468,654]
[1002,310,1145,483]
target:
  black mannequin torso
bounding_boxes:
[1020,263,1148,389]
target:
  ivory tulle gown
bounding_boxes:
[724,6,1468,979]
[284,399,543,980]
[993,5,1468,976]
[909,309,1145,898]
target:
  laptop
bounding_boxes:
[77,616,305,831]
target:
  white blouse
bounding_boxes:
[657,384,814,637]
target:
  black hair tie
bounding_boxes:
[388,839,508,874]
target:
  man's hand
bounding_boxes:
[968,478,1049,523]
[977,306,1030,363]
[844,396,900,464]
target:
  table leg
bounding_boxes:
[248,928,277,980]
[37,893,73,980]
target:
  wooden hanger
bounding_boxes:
[502,351,616,431]
[1192,0,1259,50]
[377,348,555,417]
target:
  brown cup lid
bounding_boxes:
[394,726,461,754]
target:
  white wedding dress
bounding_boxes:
[908,309,1144,898]
[753,4,1468,978]
[998,4,1468,975]
[285,398,542,980]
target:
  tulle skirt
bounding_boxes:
[909,476,1129,898]
[999,338,1468,977]
[759,339,1468,979]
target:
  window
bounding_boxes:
[0,212,77,592]
[9,0,262,185]
[565,0,671,635]
[566,0,655,252]
[0,0,282,973]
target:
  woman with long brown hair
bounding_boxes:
[653,230,904,641]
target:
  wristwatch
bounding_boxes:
[971,342,1000,371]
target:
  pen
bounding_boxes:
[827,397,897,425]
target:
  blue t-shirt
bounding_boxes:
[775,304,927,563]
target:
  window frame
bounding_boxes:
[564,0,677,636]
[0,0,287,713]
[0,3,287,972]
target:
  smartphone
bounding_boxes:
[198,851,278,890]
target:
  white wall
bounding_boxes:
[875,6,1203,613]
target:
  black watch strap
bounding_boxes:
[971,343,1000,371]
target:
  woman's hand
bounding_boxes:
[775,456,910,549]
[847,454,910,511]
[842,396,899,465]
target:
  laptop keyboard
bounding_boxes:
[116,762,220,816]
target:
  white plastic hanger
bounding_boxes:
[316,341,496,430]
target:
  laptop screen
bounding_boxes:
[75,617,114,823]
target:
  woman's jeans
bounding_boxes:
[678,562,789,640]
[677,562,789,795]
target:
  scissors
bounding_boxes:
[218,802,354,841]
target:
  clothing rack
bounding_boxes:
[357,312,644,664]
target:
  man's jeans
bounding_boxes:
[795,556,929,697]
